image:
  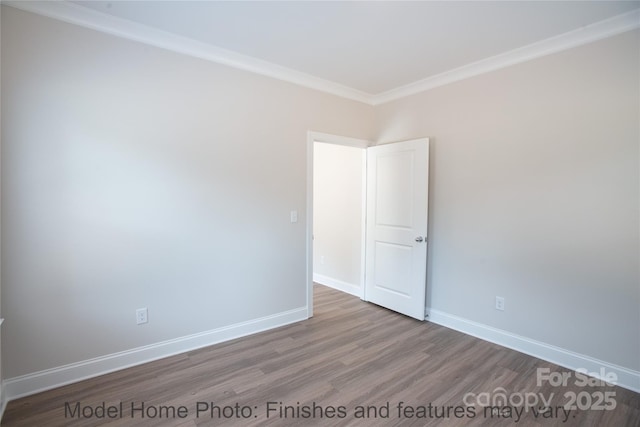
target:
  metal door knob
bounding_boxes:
[415,236,424,242]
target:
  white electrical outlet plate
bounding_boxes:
[290,210,298,223]
[136,308,148,324]
[495,297,505,311]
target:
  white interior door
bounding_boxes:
[365,138,429,320]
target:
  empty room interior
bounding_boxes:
[0,1,639,425]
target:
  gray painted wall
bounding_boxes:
[1,5,638,390]
[1,6,373,378]
[375,30,640,371]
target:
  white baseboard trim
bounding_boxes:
[313,273,362,298]
[427,308,640,393]
[4,307,308,401]
[0,381,7,422]
[0,318,5,422]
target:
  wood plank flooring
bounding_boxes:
[2,285,639,426]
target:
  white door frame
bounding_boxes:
[306,131,371,317]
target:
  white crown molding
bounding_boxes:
[3,0,374,105]
[2,2,639,103]
[372,8,640,105]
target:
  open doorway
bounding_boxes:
[313,142,366,295]
[306,133,430,320]
[306,132,370,317]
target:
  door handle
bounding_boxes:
[415,236,424,242]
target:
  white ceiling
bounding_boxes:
[13,1,640,103]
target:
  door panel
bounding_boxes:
[375,151,415,228]
[374,242,412,296]
[365,138,429,320]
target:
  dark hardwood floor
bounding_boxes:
[2,285,639,426]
